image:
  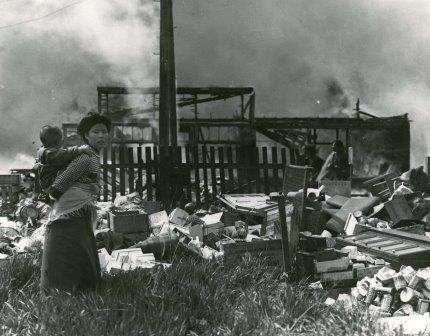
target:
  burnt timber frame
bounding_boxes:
[96,86,257,202]
[179,115,410,132]
[98,86,254,96]
[98,86,254,113]
[98,85,257,180]
[97,86,256,144]
[96,86,410,194]
[180,114,411,168]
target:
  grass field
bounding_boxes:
[0,251,403,336]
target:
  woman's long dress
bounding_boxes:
[41,153,101,292]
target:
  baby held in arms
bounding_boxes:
[35,125,92,201]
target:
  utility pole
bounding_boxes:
[159,0,177,205]
[159,0,177,147]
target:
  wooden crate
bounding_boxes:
[320,269,355,282]
[355,264,384,279]
[303,208,326,234]
[319,180,351,197]
[315,257,350,273]
[140,201,164,215]
[0,174,20,186]
[384,195,413,224]
[336,224,430,268]
[108,211,150,234]
[221,239,283,265]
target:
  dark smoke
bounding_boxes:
[325,78,350,114]
[174,0,430,165]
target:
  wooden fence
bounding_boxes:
[100,145,293,206]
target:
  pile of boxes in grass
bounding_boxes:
[95,192,285,273]
[98,248,170,274]
[314,245,388,283]
[149,205,280,264]
[328,263,430,318]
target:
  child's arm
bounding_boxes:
[52,145,92,166]
[65,145,93,155]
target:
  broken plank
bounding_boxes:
[367,240,401,248]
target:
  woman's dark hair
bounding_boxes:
[77,113,111,141]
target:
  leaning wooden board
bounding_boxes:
[336,224,430,268]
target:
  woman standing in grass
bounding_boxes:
[41,113,111,293]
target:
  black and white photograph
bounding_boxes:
[0,1,429,335]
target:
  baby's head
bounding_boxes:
[39,125,63,148]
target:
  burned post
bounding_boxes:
[159,0,177,206]
[271,192,290,273]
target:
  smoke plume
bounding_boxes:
[174,0,430,166]
[0,0,429,173]
[0,0,158,172]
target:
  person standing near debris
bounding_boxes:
[316,140,350,183]
[35,125,93,194]
[41,113,111,293]
[394,166,430,220]
[298,145,324,187]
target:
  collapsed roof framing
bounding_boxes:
[97,86,256,146]
[98,86,254,115]
[180,114,410,168]
[96,86,410,170]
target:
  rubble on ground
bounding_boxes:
[2,165,430,301]
[94,191,289,272]
[98,248,171,273]
[323,264,430,334]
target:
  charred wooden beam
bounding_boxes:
[97,86,254,96]
[254,127,303,151]
[62,121,154,128]
[179,115,409,131]
[179,119,249,132]
[177,94,239,107]
[253,116,409,130]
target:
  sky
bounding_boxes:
[0,0,429,171]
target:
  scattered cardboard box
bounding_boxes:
[149,211,169,235]
[169,208,189,227]
[98,248,112,271]
[189,212,225,241]
[344,213,359,236]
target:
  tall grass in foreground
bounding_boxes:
[0,252,406,336]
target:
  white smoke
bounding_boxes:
[1,0,430,173]
[0,154,35,174]
[174,0,430,166]
[0,0,159,172]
